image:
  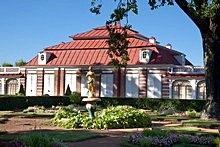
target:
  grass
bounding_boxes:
[181,119,220,129]
[161,126,218,136]
[0,130,104,142]
[150,115,192,121]
[0,111,54,119]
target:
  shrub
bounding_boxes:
[52,105,151,129]
[100,98,206,112]
[185,110,200,118]
[65,84,72,96]
[69,91,81,105]
[18,84,25,96]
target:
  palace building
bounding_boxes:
[0,25,205,99]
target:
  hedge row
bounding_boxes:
[0,96,70,111]
[0,96,206,112]
[99,98,207,112]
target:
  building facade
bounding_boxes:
[0,25,206,99]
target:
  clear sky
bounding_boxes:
[0,0,203,66]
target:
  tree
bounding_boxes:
[15,59,26,66]
[65,84,72,96]
[91,0,220,119]
[1,62,13,67]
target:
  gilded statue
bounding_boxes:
[86,66,96,98]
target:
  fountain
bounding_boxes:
[82,66,101,118]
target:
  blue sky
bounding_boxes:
[0,0,203,66]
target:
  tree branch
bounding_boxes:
[175,0,208,32]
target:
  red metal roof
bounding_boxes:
[26,25,192,67]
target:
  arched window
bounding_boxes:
[197,81,206,100]
[172,80,192,99]
[6,79,19,95]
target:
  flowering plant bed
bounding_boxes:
[128,132,215,146]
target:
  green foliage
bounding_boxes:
[14,59,26,66]
[106,25,130,68]
[88,106,151,129]
[1,62,13,67]
[52,105,151,129]
[16,132,64,147]
[100,98,206,112]
[69,91,81,105]
[178,135,190,144]
[185,110,200,118]
[64,84,71,96]
[143,128,168,137]
[0,96,70,111]
[140,138,152,147]
[52,107,85,128]
[18,84,25,96]
[215,131,220,147]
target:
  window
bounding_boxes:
[6,79,19,95]
[81,75,89,97]
[44,74,54,96]
[197,81,206,100]
[140,49,152,63]
[147,74,161,98]
[125,74,138,98]
[65,74,76,92]
[172,80,192,99]
[26,74,37,96]
[101,74,113,97]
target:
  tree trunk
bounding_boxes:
[201,18,220,119]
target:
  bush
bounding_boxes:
[185,110,200,118]
[69,91,81,105]
[65,84,72,96]
[52,105,151,129]
[0,96,70,111]
[100,98,206,112]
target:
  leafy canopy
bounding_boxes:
[90,0,219,68]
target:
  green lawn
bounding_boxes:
[0,130,104,142]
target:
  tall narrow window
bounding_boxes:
[125,74,138,98]
[147,74,161,98]
[101,74,113,97]
[81,75,88,97]
[172,80,192,99]
[197,81,206,100]
[65,74,76,92]
[26,74,37,96]
[44,74,54,96]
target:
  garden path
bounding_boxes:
[0,117,219,147]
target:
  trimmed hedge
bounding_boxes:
[0,96,70,111]
[99,98,207,112]
[0,96,206,112]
